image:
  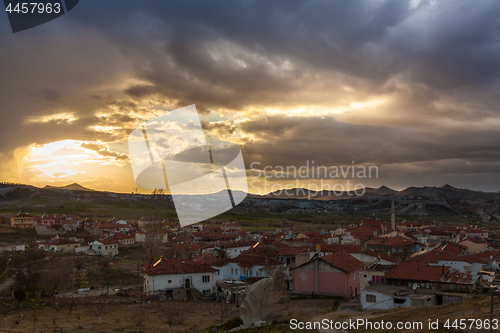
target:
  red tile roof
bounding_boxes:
[144,259,217,276]
[95,238,119,245]
[318,251,364,273]
[193,252,219,265]
[474,250,500,260]
[366,236,424,247]
[436,242,468,255]
[39,238,79,245]
[320,244,364,253]
[440,271,478,285]
[385,262,449,282]
[170,242,203,252]
[360,249,400,263]
[104,232,134,240]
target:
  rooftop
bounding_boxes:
[144,258,217,276]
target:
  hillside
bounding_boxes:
[44,182,95,191]
[0,182,499,222]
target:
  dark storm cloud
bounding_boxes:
[1,0,500,190]
[238,114,500,171]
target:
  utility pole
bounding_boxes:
[72,258,75,294]
[5,258,11,281]
[490,288,494,333]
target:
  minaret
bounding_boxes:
[391,198,396,233]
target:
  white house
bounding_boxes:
[135,230,169,243]
[0,243,25,252]
[361,284,437,310]
[349,250,399,267]
[203,241,256,259]
[143,258,217,297]
[211,254,284,281]
[38,236,80,253]
[87,238,119,257]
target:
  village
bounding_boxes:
[2,197,500,323]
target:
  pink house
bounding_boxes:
[294,250,363,299]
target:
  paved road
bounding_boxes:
[56,284,141,298]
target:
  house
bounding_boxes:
[361,284,438,310]
[38,236,80,253]
[384,261,449,288]
[202,241,257,259]
[349,249,399,267]
[459,238,488,254]
[60,216,79,231]
[104,232,135,245]
[143,258,217,297]
[460,226,489,240]
[293,251,364,299]
[211,253,285,281]
[360,264,393,288]
[87,239,119,257]
[439,271,480,293]
[37,214,62,228]
[396,221,422,231]
[365,236,425,256]
[473,250,500,270]
[135,230,169,243]
[0,243,25,252]
[410,249,488,274]
[97,223,131,233]
[349,225,381,243]
[169,242,203,259]
[221,241,257,258]
[193,251,219,265]
[10,212,34,228]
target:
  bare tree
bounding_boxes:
[50,301,62,327]
[157,301,188,333]
[13,289,26,318]
[98,259,115,294]
[30,303,41,333]
[143,189,166,264]
[13,249,46,292]
[40,268,70,298]
[85,301,108,324]
[63,297,77,318]
[129,308,148,332]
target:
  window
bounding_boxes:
[235,269,238,275]
[202,275,210,283]
[353,272,355,280]
[203,289,210,296]
[168,280,172,283]
[231,268,233,274]
[366,294,376,303]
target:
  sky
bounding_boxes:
[1,0,500,194]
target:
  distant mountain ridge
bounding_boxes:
[1,181,500,221]
[44,183,95,192]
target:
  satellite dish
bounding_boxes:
[412,283,418,290]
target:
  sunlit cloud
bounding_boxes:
[25,112,77,124]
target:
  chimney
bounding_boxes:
[391,198,396,233]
